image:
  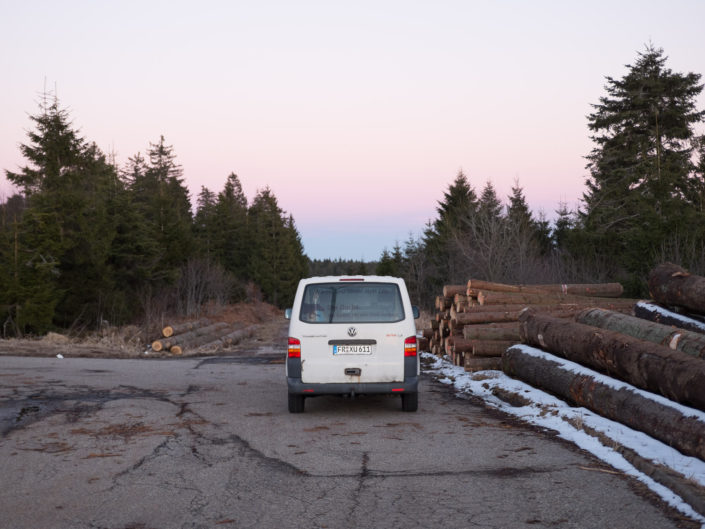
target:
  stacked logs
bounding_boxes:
[494,267,705,515]
[151,318,256,355]
[424,279,636,372]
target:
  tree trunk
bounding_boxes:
[634,301,705,334]
[467,279,623,297]
[197,325,257,350]
[648,262,705,314]
[518,310,705,411]
[463,324,521,341]
[454,306,589,326]
[452,337,515,356]
[503,345,705,462]
[464,356,502,372]
[477,290,637,308]
[162,318,213,338]
[443,285,469,298]
[576,308,705,359]
[161,322,230,349]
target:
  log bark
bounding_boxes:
[443,285,469,298]
[161,322,230,349]
[633,301,705,335]
[477,290,637,308]
[649,262,705,314]
[454,306,590,326]
[576,308,705,359]
[162,318,213,338]
[464,356,502,372]
[472,340,515,357]
[503,345,705,462]
[518,310,705,411]
[452,337,514,356]
[466,279,623,297]
[463,324,521,341]
[197,325,257,350]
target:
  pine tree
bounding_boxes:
[248,187,306,306]
[423,171,479,286]
[581,45,705,288]
[506,180,533,229]
[128,137,194,283]
[214,173,250,279]
[477,180,503,224]
[194,186,217,257]
[4,94,121,330]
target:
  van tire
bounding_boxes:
[401,392,418,412]
[288,393,305,413]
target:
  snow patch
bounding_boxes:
[422,351,705,527]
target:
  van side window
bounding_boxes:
[299,283,404,323]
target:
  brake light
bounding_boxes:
[404,336,417,357]
[288,337,301,358]
[339,277,364,281]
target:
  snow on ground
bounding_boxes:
[421,350,705,527]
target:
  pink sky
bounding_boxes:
[2,1,704,259]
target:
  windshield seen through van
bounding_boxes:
[299,283,404,323]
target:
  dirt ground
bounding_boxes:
[0,301,288,359]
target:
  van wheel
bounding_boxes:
[401,392,418,412]
[288,393,305,413]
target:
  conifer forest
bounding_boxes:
[2,45,705,336]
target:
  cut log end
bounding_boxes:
[162,326,174,338]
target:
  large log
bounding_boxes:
[576,308,705,359]
[466,279,624,297]
[477,290,637,308]
[503,344,705,462]
[648,262,705,314]
[453,305,592,326]
[197,325,257,350]
[452,337,515,356]
[161,318,213,338]
[463,324,521,341]
[443,285,469,298]
[156,321,230,351]
[464,356,502,372]
[633,301,705,334]
[518,310,705,411]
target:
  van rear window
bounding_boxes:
[299,283,404,323]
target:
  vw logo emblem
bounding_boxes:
[347,327,357,337]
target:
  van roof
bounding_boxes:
[299,275,404,285]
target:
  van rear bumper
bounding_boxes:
[287,376,418,396]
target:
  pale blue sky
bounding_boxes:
[2,1,704,260]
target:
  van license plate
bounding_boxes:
[333,345,372,355]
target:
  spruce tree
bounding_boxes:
[214,173,249,279]
[5,95,120,331]
[581,45,705,289]
[248,187,306,306]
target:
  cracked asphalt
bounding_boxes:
[0,352,694,529]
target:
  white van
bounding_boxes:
[285,276,420,413]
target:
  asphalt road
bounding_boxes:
[0,352,693,529]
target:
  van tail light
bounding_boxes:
[404,336,417,357]
[288,337,301,358]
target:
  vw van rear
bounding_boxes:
[285,276,420,413]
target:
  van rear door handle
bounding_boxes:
[344,368,361,376]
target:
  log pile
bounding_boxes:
[150,319,256,355]
[424,279,635,372]
[496,265,705,486]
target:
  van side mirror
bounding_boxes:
[412,306,420,319]
[284,308,292,320]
